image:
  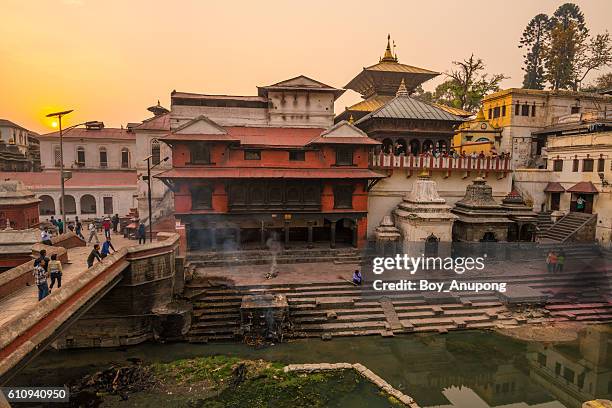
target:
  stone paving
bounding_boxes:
[0,233,133,326]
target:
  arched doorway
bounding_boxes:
[520,224,535,242]
[480,232,497,242]
[422,140,434,153]
[507,224,519,242]
[61,195,77,215]
[335,218,356,247]
[424,233,439,257]
[382,138,393,154]
[80,194,97,215]
[395,138,407,155]
[39,195,55,215]
[409,139,420,156]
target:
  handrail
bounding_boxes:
[370,152,511,172]
[561,213,598,243]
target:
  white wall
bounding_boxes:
[39,138,136,170]
[36,187,137,221]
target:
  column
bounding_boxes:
[307,222,314,249]
[330,221,337,249]
[284,222,290,249]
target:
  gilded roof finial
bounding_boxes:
[396,78,409,97]
[382,34,398,62]
[348,114,355,124]
[476,108,485,121]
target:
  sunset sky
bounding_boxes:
[1,0,611,134]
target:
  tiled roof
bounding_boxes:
[431,103,473,118]
[171,92,268,103]
[38,128,135,140]
[0,171,137,188]
[346,96,394,112]
[136,113,171,131]
[544,182,565,193]
[157,167,385,180]
[356,95,465,123]
[567,181,599,194]
[161,126,325,147]
[258,75,344,99]
[363,61,439,75]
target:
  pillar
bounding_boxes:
[284,222,290,249]
[330,221,336,249]
[307,222,314,249]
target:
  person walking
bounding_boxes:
[56,218,64,234]
[137,222,146,245]
[33,260,49,301]
[102,217,111,239]
[50,216,57,228]
[546,250,557,273]
[101,237,115,259]
[48,253,63,290]
[87,244,102,268]
[556,250,565,273]
[87,221,100,245]
[112,214,120,233]
[37,249,50,273]
[75,217,85,240]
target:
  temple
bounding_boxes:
[157,76,383,250]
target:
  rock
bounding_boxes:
[326,311,338,319]
[321,333,332,341]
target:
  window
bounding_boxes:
[121,148,130,168]
[553,159,563,172]
[191,186,212,210]
[191,144,210,164]
[571,106,580,114]
[244,150,261,160]
[537,353,547,366]
[493,106,500,118]
[76,146,85,166]
[333,185,353,209]
[151,139,161,165]
[515,103,520,116]
[289,151,305,161]
[54,146,62,167]
[597,158,605,172]
[531,105,536,116]
[555,363,561,375]
[335,147,353,166]
[99,147,107,168]
[563,367,575,383]
[501,105,506,116]
[583,158,594,172]
[573,159,579,172]
[103,197,113,214]
[521,104,530,116]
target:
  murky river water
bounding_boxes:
[12,327,612,407]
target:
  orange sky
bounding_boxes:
[1,0,610,134]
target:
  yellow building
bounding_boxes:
[481,88,612,168]
[452,109,502,155]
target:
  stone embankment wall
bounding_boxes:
[284,363,419,408]
[53,232,190,349]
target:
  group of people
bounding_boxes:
[32,249,63,301]
[44,214,121,245]
[383,144,510,160]
[545,250,566,273]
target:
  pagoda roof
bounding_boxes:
[356,94,465,123]
[156,167,385,180]
[258,75,344,99]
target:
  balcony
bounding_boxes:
[370,153,511,178]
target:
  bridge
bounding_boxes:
[0,232,181,385]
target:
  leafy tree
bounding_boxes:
[581,72,612,92]
[573,32,612,90]
[543,3,589,90]
[519,13,550,89]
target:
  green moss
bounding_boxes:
[153,355,242,384]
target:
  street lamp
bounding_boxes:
[143,155,169,243]
[45,110,102,226]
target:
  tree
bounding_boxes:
[582,72,612,92]
[543,3,589,90]
[519,13,550,89]
[573,32,612,90]
[442,54,508,112]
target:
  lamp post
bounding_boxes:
[143,155,169,243]
[45,110,102,226]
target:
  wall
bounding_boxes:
[35,187,137,220]
[0,125,30,154]
[367,171,512,237]
[267,91,335,128]
[0,202,39,229]
[39,138,136,170]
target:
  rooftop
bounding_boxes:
[257,75,344,99]
[0,171,137,189]
[157,167,385,180]
[355,92,465,123]
[38,127,135,141]
[135,112,171,131]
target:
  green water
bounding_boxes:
[13,327,612,408]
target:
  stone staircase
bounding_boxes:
[187,247,364,267]
[538,212,596,243]
[183,268,612,342]
[536,211,553,236]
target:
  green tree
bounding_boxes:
[519,13,550,89]
[582,72,612,92]
[544,3,589,90]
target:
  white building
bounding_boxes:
[0,119,33,155]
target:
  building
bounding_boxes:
[514,120,612,244]
[480,89,612,168]
[0,119,41,172]
[157,75,383,250]
[33,122,138,220]
[452,109,502,155]
[133,102,173,228]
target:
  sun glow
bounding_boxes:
[51,121,58,128]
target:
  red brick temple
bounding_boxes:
[157,76,383,251]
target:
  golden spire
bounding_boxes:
[396,78,409,97]
[348,114,355,124]
[381,34,398,62]
[476,108,485,120]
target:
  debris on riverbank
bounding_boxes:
[496,321,589,342]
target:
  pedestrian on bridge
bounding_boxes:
[546,250,557,273]
[137,222,146,245]
[48,254,63,290]
[87,244,102,268]
[33,260,49,301]
[102,217,112,239]
[87,222,100,245]
[101,237,115,259]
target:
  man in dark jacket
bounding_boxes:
[138,222,146,244]
[87,244,102,268]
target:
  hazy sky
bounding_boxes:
[1,0,611,133]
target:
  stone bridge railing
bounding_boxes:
[0,233,181,385]
[370,153,511,176]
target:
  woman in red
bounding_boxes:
[102,217,112,239]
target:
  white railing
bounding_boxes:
[370,153,511,172]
